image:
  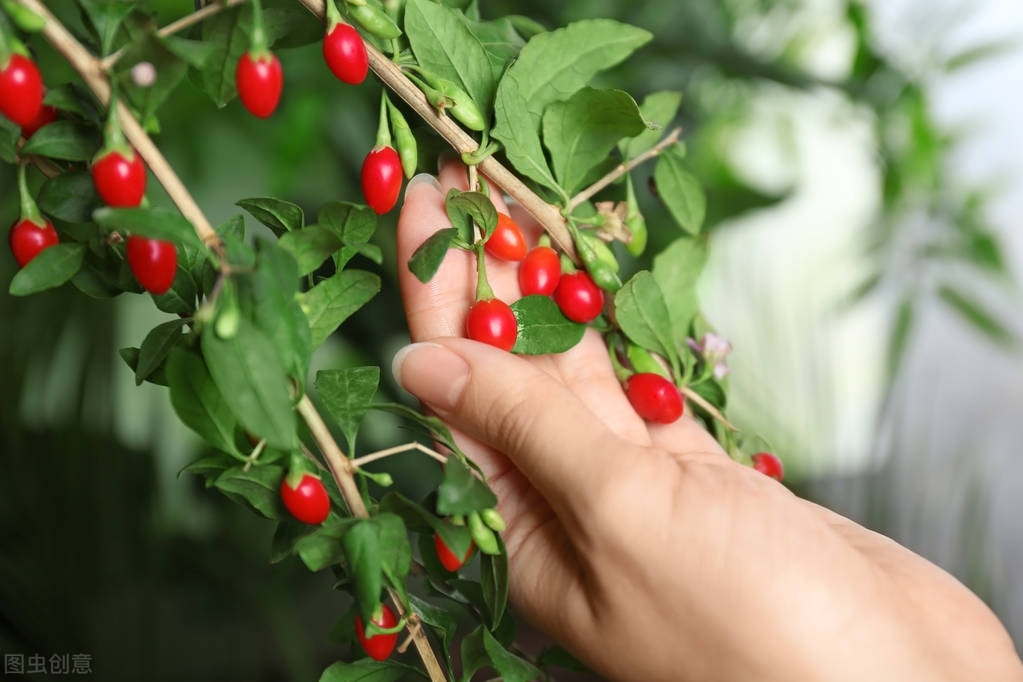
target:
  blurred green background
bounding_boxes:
[2,0,1021,679]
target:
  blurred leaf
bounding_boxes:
[460,625,541,682]
[652,237,708,345]
[79,0,135,56]
[37,172,100,223]
[213,464,286,520]
[510,294,585,355]
[437,456,497,515]
[8,243,85,296]
[201,319,297,451]
[315,366,381,454]
[542,87,649,194]
[937,285,1016,348]
[135,319,184,385]
[371,402,461,457]
[654,148,705,235]
[887,296,915,381]
[93,207,204,249]
[237,196,305,236]
[166,346,242,456]
[944,38,1018,72]
[480,541,508,629]
[151,268,198,315]
[341,519,384,625]
[0,117,18,163]
[20,121,101,161]
[196,3,252,107]
[318,659,421,682]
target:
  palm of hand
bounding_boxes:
[394,163,1020,682]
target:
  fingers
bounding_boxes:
[392,337,633,530]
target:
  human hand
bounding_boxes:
[391,162,1023,682]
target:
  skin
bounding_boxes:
[392,162,1023,682]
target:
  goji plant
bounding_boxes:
[0,0,784,678]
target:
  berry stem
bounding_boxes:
[473,244,495,302]
[324,0,343,28]
[680,385,738,431]
[375,89,392,148]
[16,162,44,225]
[249,0,268,54]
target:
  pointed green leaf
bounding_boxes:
[314,366,381,453]
[318,658,419,682]
[408,227,459,283]
[437,456,497,515]
[301,270,381,348]
[201,319,297,450]
[20,121,100,161]
[654,149,706,235]
[278,226,343,276]
[652,237,708,345]
[165,347,242,456]
[510,295,585,355]
[937,285,1016,348]
[135,319,185,385]
[480,541,508,629]
[237,197,305,236]
[37,172,100,223]
[93,207,204,249]
[213,464,286,520]
[341,519,384,625]
[196,3,252,107]
[614,272,679,369]
[8,243,85,296]
[542,88,649,194]
[621,90,683,159]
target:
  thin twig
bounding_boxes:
[99,0,248,71]
[18,0,222,252]
[681,386,738,432]
[294,0,578,262]
[296,396,447,682]
[567,127,682,213]
[350,441,449,468]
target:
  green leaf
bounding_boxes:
[654,149,706,235]
[405,0,496,122]
[542,88,649,194]
[79,0,136,56]
[37,172,100,223]
[151,269,198,315]
[42,83,102,123]
[135,319,184,385]
[301,270,381,349]
[20,121,101,161]
[614,272,679,369]
[118,35,191,131]
[341,519,384,625]
[8,243,85,296]
[937,285,1016,348]
[165,347,242,456]
[93,207,204,249]
[237,197,305,236]
[315,367,381,454]
[370,402,462,457]
[944,38,1018,73]
[196,3,252,108]
[621,90,683,159]
[408,227,459,283]
[200,319,297,451]
[295,528,348,572]
[510,295,585,355]
[376,513,413,605]
[480,543,508,629]
[652,237,708,346]
[119,346,169,386]
[408,592,461,666]
[459,15,525,81]
[213,464,286,520]
[460,626,541,682]
[379,492,473,560]
[317,202,380,270]
[437,457,497,516]
[278,226,343,276]
[445,190,497,242]
[242,241,312,386]
[0,117,19,163]
[159,35,217,69]
[318,658,422,682]
[492,19,651,193]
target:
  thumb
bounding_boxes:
[392,338,625,522]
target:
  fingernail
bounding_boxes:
[392,342,469,412]
[405,173,441,198]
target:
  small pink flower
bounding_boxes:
[687,332,733,379]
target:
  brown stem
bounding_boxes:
[17,0,222,252]
[294,0,578,261]
[681,386,738,432]
[566,127,682,213]
[99,0,249,71]
[296,397,447,682]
